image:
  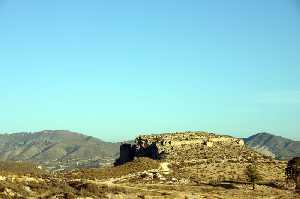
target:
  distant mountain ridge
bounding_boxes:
[1,130,299,170]
[0,130,120,170]
[244,132,300,160]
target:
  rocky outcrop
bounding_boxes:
[114,131,265,166]
[138,131,245,148]
[135,131,255,162]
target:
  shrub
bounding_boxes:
[245,162,262,190]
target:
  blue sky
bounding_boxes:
[0,0,299,141]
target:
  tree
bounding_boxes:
[245,162,262,190]
[285,157,300,192]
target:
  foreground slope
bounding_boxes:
[0,157,297,198]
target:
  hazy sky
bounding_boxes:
[0,0,300,141]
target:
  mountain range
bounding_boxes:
[244,132,300,160]
[0,130,120,170]
[0,130,298,170]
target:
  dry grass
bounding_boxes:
[67,157,160,180]
[0,161,46,177]
[0,158,297,199]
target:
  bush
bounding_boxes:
[245,162,262,190]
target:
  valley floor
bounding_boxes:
[0,176,298,199]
